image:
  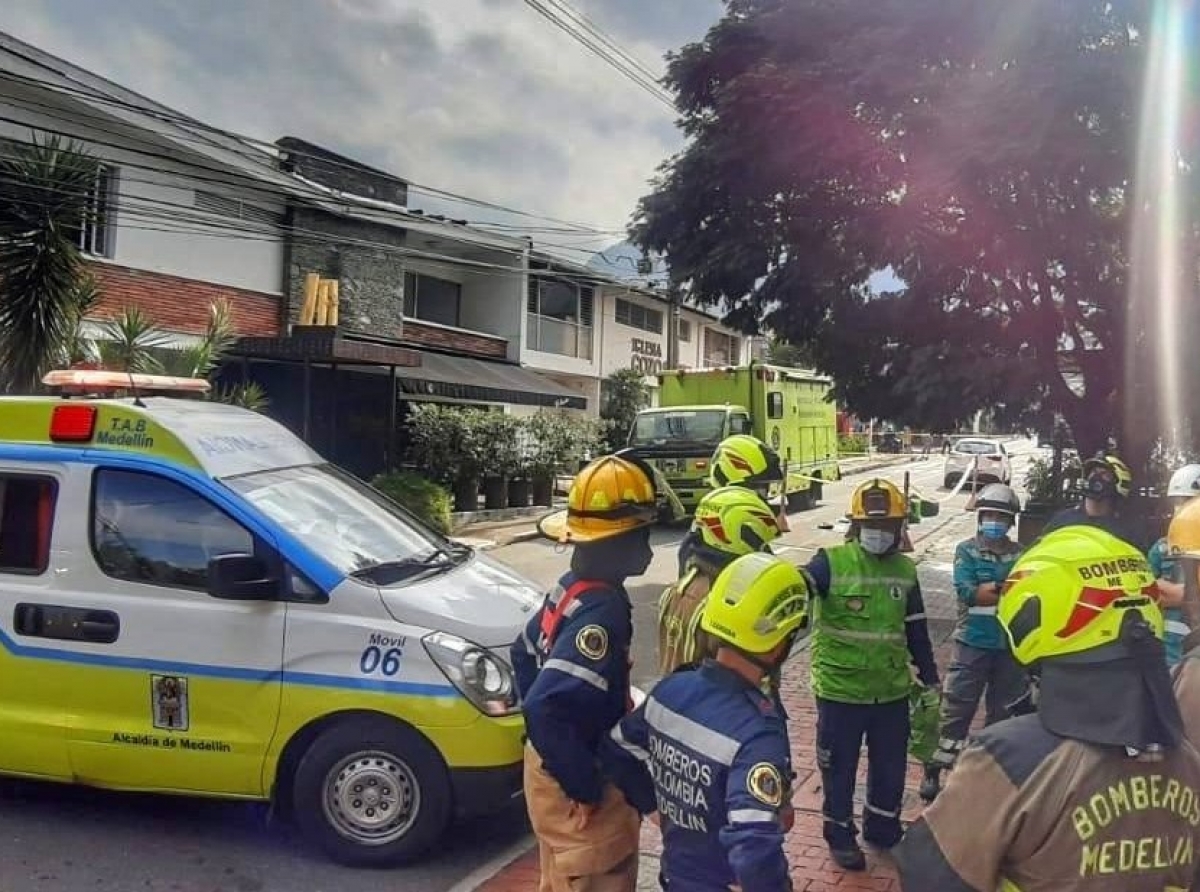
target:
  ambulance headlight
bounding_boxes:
[423,632,519,717]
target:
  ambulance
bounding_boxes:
[0,370,541,866]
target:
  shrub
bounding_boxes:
[371,470,452,534]
[838,433,868,455]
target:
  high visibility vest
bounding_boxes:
[811,542,916,704]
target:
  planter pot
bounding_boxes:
[532,474,554,507]
[453,476,479,513]
[483,476,508,510]
[508,477,532,508]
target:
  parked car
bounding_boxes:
[943,437,1012,489]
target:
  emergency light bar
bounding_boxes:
[42,369,212,396]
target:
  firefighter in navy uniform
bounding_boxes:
[603,551,807,891]
[804,478,939,871]
[895,526,1200,892]
[512,452,682,892]
[1166,496,1200,748]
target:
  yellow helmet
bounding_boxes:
[1168,496,1200,558]
[1083,453,1133,499]
[538,455,655,544]
[692,486,782,556]
[701,552,809,654]
[708,435,783,490]
[849,478,906,521]
[998,526,1162,666]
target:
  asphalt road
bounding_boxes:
[0,442,1042,891]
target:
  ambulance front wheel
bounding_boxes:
[292,716,451,866]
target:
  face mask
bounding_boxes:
[980,520,1010,540]
[859,528,895,555]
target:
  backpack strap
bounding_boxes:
[539,579,609,652]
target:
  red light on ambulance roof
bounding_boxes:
[49,404,98,442]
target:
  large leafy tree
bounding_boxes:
[634,0,1200,468]
[0,136,102,392]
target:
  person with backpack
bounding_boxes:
[658,485,784,675]
[512,453,679,892]
[677,434,787,575]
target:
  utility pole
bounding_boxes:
[666,283,681,369]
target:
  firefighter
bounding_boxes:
[804,478,939,871]
[603,552,807,891]
[919,483,1026,801]
[512,452,681,892]
[1147,464,1200,667]
[1042,452,1142,547]
[677,434,787,575]
[895,526,1200,891]
[658,485,783,675]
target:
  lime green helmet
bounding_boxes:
[693,486,782,556]
[998,526,1162,665]
[701,552,810,654]
[708,435,783,490]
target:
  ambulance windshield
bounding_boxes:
[224,463,463,576]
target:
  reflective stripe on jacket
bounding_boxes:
[952,536,1021,650]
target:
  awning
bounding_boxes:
[395,351,588,410]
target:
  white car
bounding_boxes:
[943,437,1012,489]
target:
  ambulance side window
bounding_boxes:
[0,474,58,575]
[91,469,255,592]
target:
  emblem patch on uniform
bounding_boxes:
[151,674,189,731]
[576,625,609,661]
[846,597,864,613]
[890,585,903,601]
[747,762,784,807]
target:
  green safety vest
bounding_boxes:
[811,542,917,704]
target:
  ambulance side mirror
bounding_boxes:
[208,553,280,601]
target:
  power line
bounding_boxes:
[542,0,665,87]
[520,0,676,111]
[0,68,629,234]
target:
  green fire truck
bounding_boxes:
[626,362,841,513]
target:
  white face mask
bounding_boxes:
[859,528,895,555]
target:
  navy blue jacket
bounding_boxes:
[511,572,633,805]
[603,661,793,892]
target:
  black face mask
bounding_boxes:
[1085,471,1118,500]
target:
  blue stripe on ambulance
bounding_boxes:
[0,625,456,697]
[0,443,344,593]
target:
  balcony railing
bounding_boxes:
[526,313,593,360]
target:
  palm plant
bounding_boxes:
[0,136,101,392]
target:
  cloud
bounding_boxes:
[0,0,723,243]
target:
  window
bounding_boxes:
[614,298,664,335]
[404,271,462,328]
[678,320,692,343]
[704,329,741,367]
[68,164,116,257]
[91,470,254,591]
[767,393,784,419]
[0,475,58,574]
[527,276,594,358]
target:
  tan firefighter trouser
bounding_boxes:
[523,742,640,892]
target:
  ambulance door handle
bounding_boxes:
[78,611,120,644]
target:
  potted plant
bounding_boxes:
[525,412,572,507]
[508,418,534,508]
[1018,451,1082,546]
[475,411,522,510]
[408,404,484,513]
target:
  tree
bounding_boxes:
[601,368,651,451]
[633,0,1200,470]
[764,338,813,369]
[0,136,102,392]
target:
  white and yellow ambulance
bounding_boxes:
[0,370,541,866]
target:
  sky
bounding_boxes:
[0,0,724,264]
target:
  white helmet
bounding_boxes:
[976,483,1020,517]
[1167,464,1200,498]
